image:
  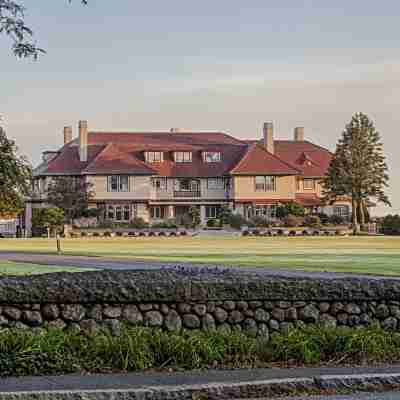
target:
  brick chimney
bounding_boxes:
[263,122,274,154]
[294,127,305,141]
[63,126,72,145]
[79,120,88,162]
[170,128,185,133]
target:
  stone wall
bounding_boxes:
[0,270,400,337]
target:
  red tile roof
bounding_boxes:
[230,144,300,176]
[39,131,333,179]
[295,193,324,206]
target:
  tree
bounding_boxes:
[323,113,390,233]
[46,177,94,223]
[188,205,201,228]
[1,0,87,59]
[0,127,32,217]
[276,202,305,219]
[32,207,64,236]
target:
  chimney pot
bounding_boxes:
[294,127,305,141]
[63,126,72,145]
[263,122,274,154]
[79,120,88,162]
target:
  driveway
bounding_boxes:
[0,251,398,280]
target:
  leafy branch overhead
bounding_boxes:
[0,0,87,59]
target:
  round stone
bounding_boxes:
[263,301,275,310]
[360,313,371,325]
[228,310,244,324]
[193,304,207,317]
[319,303,331,313]
[223,301,236,311]
[178,303,191,313]
[47,319,66,330]
[103,319,121,336]
[257,323,269,339]
[330,302,344,315]
[280,322,294,335]
[285,308,298,321]
[345,304,361,315]
[22,311,43,327]
[79,319,99,335]
[319,314,337,329]
[62,305,86,322]
[269,319,280,331]
[390,306,400,319]
[160,304,170,315]
[202,314,216,332]
[139,304,153,312]
[144,311,163,327]
[249,301,263,309]
[243,318,258,337]
[122,305,143,325]
[206,302,216,313]
[382,317,398,331]
[299,305,319,323]
[103,306,122,319]
[87,305,103,321]
[164,310,182,332]
[217,323,231,334]
[183,314,201,329]
[237,301,248,311]
[337,313,348,325]
[271,308,285,322]
[376,304,390,319]
[3,307,21,321]
[275,301,291,309]
[254,309,270,323]
[42,304,60,321]
[214,307,228,323]
[348,315,361,327]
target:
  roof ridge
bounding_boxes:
[82,143,112,172]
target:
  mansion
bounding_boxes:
[29,121,351,231]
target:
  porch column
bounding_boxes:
[200,205,207,225]
[25,201,32,238]
[167,205,174,219]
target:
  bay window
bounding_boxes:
[107,176,129,192]
[255,176,276,192]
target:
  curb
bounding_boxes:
[1,373,400,400]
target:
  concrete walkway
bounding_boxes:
[1,365,400,398]
[0,251,397,280]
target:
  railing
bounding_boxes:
[174,191,201,198]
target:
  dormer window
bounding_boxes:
[174,151,192,163]
[203,151,221,163]
[145,151,163,163]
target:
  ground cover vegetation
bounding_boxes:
[0,261,89,275]
[0,325,398,377]
[0,236,399,275]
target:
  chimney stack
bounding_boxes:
[79,120,88,162]
[63,126,72,145]
[263,122,274,154]
[170,128,185,133]
[294,127,304,141]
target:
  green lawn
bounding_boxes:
[1,236,400,275]
[0,261,90,276]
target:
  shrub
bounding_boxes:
[304,215,321,228]
[176,214,193,229]
[249,216,269,228]
[218,204,233,225]
[81,208,102,218]
[206,219,218,228]
[103,231,112,237]
[315,212,329,225]
[328,214,345,225]
[283,214,304,228]
[188,206,201,228]
[129,218,149,229]
[228,214,248,230]
[242,230,251,236]
[277,202,305,219]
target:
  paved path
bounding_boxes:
[1,365,400,394]
[0,251,397,280]
[281,393,400,399]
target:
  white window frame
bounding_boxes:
[145,151,163,163]
[206,205,219,219]
[203,152,221,163]
[174,151,192,163]
[334,205,350,218]
[106,204,130,222]
[152,177,168,191]
[107,176,130,192]
[207,177,225,190]
[254,176,276,192]
[151,206,164,219]
[303,178,315,190]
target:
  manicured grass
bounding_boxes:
[0,261,90,276]
[0,236,400,275]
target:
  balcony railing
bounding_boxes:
[174,191,201,198]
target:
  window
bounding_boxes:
[152,177,168,191]
[254,205,277,220]
[207,178,225,190]
[174,152,192,163]
[334,205,350,218]
[303,179,315,190]
[107,176,129,192]
[145,152,163,163]
[254,176,276,192]
[151,206,164,219]
[106,204,130,221]
[206,205,220,219]
[203,152,221,163]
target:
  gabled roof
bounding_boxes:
[230,144,300,176]
[274,140,332,178]
[295,193,324,206]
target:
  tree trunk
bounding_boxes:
[359,199,366,229]
[352,197,360,235]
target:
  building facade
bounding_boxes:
[30,121,351,230]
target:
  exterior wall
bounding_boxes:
[87,175,152,201]
[323,201,352,217]
[296,177,323,197]
[233,175,296,201]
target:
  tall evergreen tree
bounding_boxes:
[323,113,390,233]
[0,127,32,216]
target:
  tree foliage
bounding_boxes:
[0,127,31,217]
[323,113,390,232]
[0,0,87,59]
[276,202,305,219]
[32,207,64,235]
[46,177,94,222]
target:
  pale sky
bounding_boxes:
[2,0,399,214]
